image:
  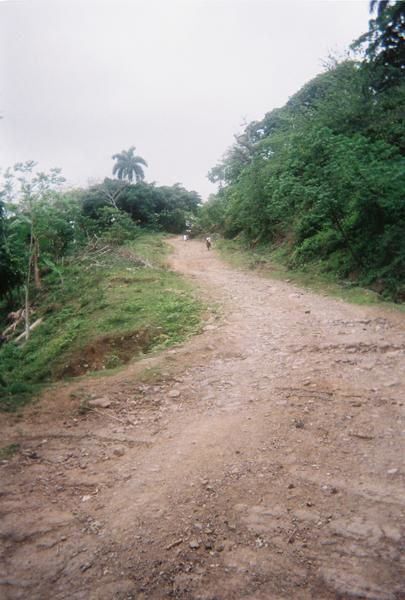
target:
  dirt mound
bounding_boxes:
[57,327,157,378]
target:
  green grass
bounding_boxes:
[216,238,405,310]
[0,233,203,411]
[0,443,20,460]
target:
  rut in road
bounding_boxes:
[1,237,404,600]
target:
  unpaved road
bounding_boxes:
[1,238,404,600]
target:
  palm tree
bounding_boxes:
[370,0,389,17]
[112,146,148,183]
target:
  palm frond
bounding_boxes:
[133,164,144,182]
[112,146,148,182]
[134,156,148,167]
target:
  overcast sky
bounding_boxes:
[0,0,370,199]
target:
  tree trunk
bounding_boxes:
[25,223,34,340]
[33,237,41,289]
[24,284,30,341]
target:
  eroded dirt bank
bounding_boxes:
[1,238,404,600]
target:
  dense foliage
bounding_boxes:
[0,196,20,300]
[81,179,201,234]
[354,0,405,89]
[199,1,405,299]
[0,162,200,307]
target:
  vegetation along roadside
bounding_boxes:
[0,232,202,411]
[0,146,203,411]
[214,237,405,310]
[196,2,405,302]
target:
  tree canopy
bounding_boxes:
[199,2,405,299]
[0,157,200,306]
[112,146,148,182]
[353,0,405,88]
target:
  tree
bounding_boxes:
[353,0,405,88]
[0,195,20,301]
[201,51,405,298]
[2,162,65,338]
[112,146,148,183]
[82,179,201,233]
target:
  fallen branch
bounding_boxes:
[78,245,112,262]
[90,408,137,426]
[349,432,375,441]
[14,318,43,343]
[2,309,25,337]
[166,538,183,550]
[2,319,22,337]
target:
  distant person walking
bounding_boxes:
[183,234,188,241]
[206,236,212,250]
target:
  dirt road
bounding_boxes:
[1,238,404,599]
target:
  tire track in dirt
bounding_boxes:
[1,238,404,599]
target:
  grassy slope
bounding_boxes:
[216,238,405,310]
[0,233,202,410]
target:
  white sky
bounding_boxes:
[0,0,370,199]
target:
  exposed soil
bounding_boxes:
[1,238,404,600]
[58,328,157,378]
